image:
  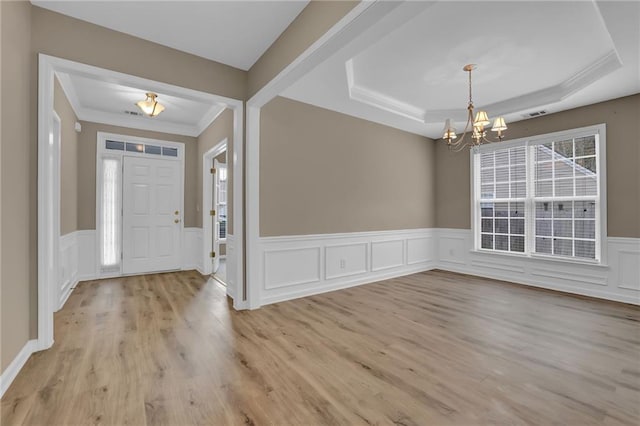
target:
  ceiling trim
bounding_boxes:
[346,59,425,123]
[76,108,202,137]
[55,72,84,118]
[346,50,622,124]
[195,104,228,137]
[49,55,233,137]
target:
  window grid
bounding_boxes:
[478,147,526,254]
[474,130,601,262]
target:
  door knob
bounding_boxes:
[174,219,180,223]
[174,210,180,215]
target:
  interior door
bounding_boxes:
[122,156,182,274]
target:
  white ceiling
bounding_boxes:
[32,0,309,70]
[56,68,227,137]
[282,1,640,139]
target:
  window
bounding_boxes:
[100,157,121,270]
[473,125,605,262]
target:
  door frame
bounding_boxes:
[50,111,62,313]
[96,132,185,278]
[202,139,227,276]
[38,54,245,351]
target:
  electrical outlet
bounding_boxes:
[339,259,346,269]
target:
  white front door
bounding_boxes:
[122,156,182,274]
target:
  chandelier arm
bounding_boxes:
[451,105,474,149]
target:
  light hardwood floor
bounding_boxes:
[2,270,639,425]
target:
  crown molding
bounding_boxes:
[195,103,228,136]
[49,55,232,138]
[346,59,426,123]
[346,50,622,125]
[78,108,200,137]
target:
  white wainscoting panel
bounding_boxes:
[226,234,237,300]
[611,238,640,291]
[77,230,97,281]
[58,232,78,311]
[371,239,404,271]
[325,242,368,280]
[435,229,640,305]
[407,237,435,265]
[257,229,436,306]
[264,247,321,290]
[182,227,203,274]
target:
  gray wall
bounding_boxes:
[260,96,436,236]
[54,76,79,235]
[1,0,32,372]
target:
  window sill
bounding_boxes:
[469,248,609,268]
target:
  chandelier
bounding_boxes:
[136,92,165,117]
[442,64,507,151]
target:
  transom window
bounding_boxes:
[473,124,606,263]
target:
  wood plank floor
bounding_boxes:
[2,270,639,425]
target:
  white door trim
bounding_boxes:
[202,139,227,276]
[38,55,245,353]
[95,133,185,277]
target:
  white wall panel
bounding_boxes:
[77,230,96,280]
[436,229,640,305]
[264,247,321,289]
[58,232,78,311]
[325,243,368,280]
[371,240,404,271]
[407,237,434,265]
[182,227,203,273]
[257,229,436,306]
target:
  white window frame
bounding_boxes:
[96,132,185,277]
[470,123,607,265]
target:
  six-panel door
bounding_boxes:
[122,156,182,274]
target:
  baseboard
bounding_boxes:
[261,262,436,306]
[0,339,37,398]
[58,275,76,310]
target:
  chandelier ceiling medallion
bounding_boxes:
[442,64,507,151]
[136,92,165,117]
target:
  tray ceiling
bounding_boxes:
[282,1,639,139]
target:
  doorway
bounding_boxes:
[38,56,246,352]
[203,139,228,284]
[96,133,185,277]
[212,154,228,284]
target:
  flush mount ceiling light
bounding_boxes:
[136,92,165,117]
[442,64,507,151]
